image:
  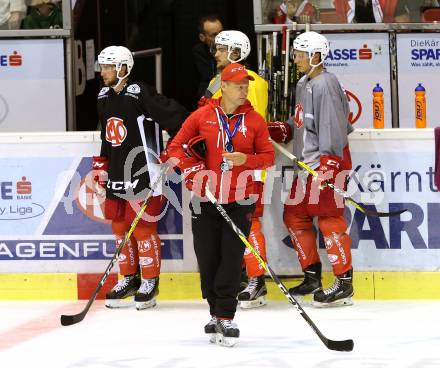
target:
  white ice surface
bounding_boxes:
[0,300,439,368]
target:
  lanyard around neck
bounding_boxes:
[219,113,243,145]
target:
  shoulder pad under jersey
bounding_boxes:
[126,83,141,94]
[98,87,110,97]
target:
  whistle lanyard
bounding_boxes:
[219,113,243,153]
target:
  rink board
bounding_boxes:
[0,129,438,300]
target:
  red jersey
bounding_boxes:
[168,98,275,204]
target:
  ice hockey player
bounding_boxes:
[200,30,270,309]
[168,63,274,346]
[93,45,188,310]
[268,31,354,307]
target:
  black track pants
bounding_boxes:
[191,200,255,319]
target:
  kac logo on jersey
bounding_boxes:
[294,104,304,128]
[105,117,127,147]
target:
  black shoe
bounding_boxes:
[289,262,322,296]
[205,316,217,343]
[204,316,217,334]
[313,269,354,307]
[215,319,240,347]
[134,277,159,310]
[238,276,267,308]
[105,274,140,308]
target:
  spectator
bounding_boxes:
[23,0,63,29]
[192,14,223,99]
[274,0,317,24]
[332,0,413,23]
[413,0,437,22]
[0,0,26,30]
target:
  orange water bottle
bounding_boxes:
[372,83,384,129]
[415,83,426,128]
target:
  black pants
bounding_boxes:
[191,200,255,319]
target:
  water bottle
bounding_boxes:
[372,83,384,129]
[415,83,426,128]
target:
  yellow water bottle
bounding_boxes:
[372,83,384,129]
[415,83,426,128]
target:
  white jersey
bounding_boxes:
[288,70,353,170]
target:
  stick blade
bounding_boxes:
[60,312,85,326]
[326,338,354,352]
[365,208,407,218]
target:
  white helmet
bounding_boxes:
[98,46,134,88]
[293,31,329,69]
[215,30,251,63]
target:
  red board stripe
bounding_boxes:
[77,273,118,300]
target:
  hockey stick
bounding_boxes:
[60,165,168,326]
[204,188,353,352]
[204,75,221,98]
[272,140,406,217]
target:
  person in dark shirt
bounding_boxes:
[192,15,223,99]
[93,45,188,311]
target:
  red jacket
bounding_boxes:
[332,0,398,23]
[168,98,275,203]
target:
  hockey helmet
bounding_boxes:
[293,31,329,68]
[184,136,206,161]
[215,30,251,63]
[98,46,134,76]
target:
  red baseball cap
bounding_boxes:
[221,63,255,83]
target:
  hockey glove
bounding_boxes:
[314,155,342,189]
[176,157,207,197]
[267,121,292,144]
[92,156,108,197]
[159,136,175,165]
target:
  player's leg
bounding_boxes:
[238,216,268,309]
[283,178,322,298]
[214,201,254,347]
[313,216,353,307]
[104,198,141,308]
[190,201,222,343]
[127,195,167,310]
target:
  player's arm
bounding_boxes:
[141,84,189,138]
[242,114,275,170]
[314,87,349,182]
[167,111,201,162]
[93,103,109,196]
[97,104,110,158]
[166,111,208,195]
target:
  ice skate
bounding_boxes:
[288,263,322,305]
[135,277,159,310]
[105,274,140,308]
[239,268,248,292]
[215,319,240,347]
[204,316,217,343]
[238,276,267,309]
[313,269,353,307]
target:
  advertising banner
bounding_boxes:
[0,132,438,274]
[0,138,195,273]
[396,34,440,128]
[324,33,392,129]
[0,39,66,132]
[263,132,439,274]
